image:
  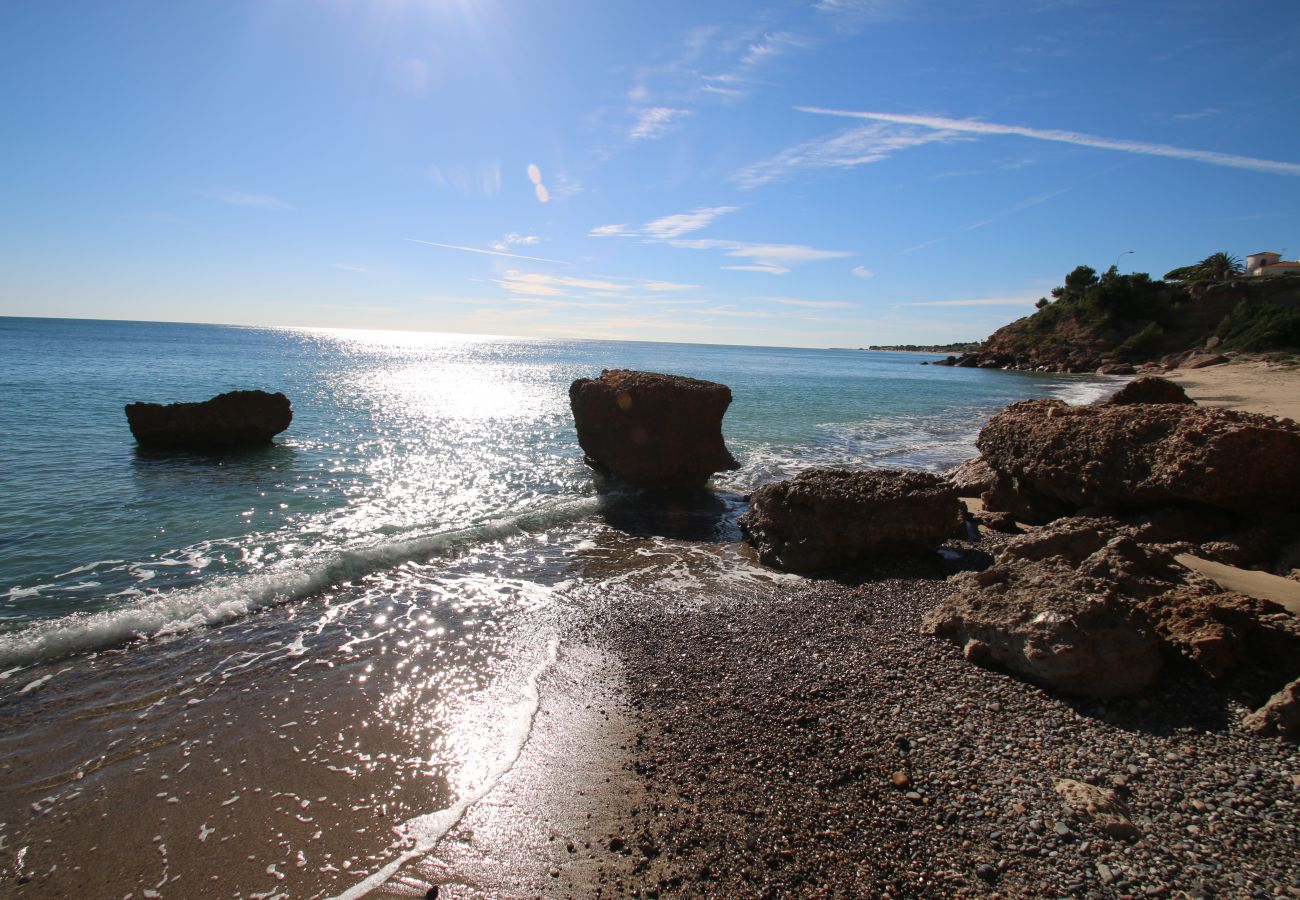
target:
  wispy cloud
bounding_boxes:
[894,293,1042,308]
[815,0,908,32]
[851,265,874,279]
[1171,107,1222,121]
[643,206,740,239]
[800,107,1300,177]
[630,107,691,140]
[492,232,540,251]
[764,297,857,309]
[591,206,850,275]
[429,162,503,196]
[331,263,369,273]
[672,239,852,273]
[734,122,964,188]
[493,269,700,303]
[198,189,290,210]
[406,238,569,264]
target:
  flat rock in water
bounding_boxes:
[125,390,292,449]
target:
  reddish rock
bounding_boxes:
[739,468,961,573]
[1103,376,1194,406]
[923,520,1165,698]
[1243,678,1300,741]
[976,399,1300,520]
[1180,352,1229,369]
[568,370,739,490]
[946,456,995,498]
[125,390,292,449]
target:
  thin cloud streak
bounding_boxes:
[406,239,569,264]
[799,107,1300,177]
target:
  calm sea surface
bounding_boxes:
[0,317,1117,896]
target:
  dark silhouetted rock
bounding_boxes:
[976,399,1300,520]
[568,370,739,490]
[945,456,995,498]
[1103,376,1194,406]
[739,468,961,573]
[125,390,292,449]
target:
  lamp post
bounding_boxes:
[1112,250,1134,272]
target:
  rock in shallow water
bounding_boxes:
[739,468,961,573]
[125,390,292,449]
[568,370,739,490]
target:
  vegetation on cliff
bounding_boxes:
[938,256,1300,372]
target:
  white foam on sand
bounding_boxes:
[331,636,561,900]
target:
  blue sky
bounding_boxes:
[3,0,1299,347]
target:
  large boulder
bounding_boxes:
[977,399,1300,521]
[1103,376,1194,406]
[125,390,292,449]
[568,370,739,490]
[922,520,1165,698]
[924,516,1300,697]
[739,468,961,573]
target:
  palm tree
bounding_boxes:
[1196,252,1244,281]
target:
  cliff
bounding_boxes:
[935,266,1300,373]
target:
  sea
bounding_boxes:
[0,316,1117,897]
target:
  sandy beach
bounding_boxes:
[1162,357,1300,422]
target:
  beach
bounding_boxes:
[2,325,1299,898]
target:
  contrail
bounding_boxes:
[797,107,1300,177]
[405,238,569,264]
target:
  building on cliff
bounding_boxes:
[1246,250,1300,276]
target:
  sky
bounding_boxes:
[3,0,1299,348]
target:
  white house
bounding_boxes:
[1246,250,1300,276]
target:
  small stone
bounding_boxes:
[1053,821,1073,838]
[549,867,560,878]
[1097,863,1115,885]
[975,863,997,882]
[905,791,923,803]
[891,771,912,788]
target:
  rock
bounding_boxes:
[1180,352,1229,369]
[946,456,995,498]
[976,399,1300,519]
[890,770,911,788]
[1242,678,1300,741]
[1205,335,1222,351]
[125,390,292,449]
[739,468,962,573]
[568,370,739,490]
[1103,376,1195,406]
[924,519,1165,697]
[1054,778,1139,839]
[1097,363,1137,375]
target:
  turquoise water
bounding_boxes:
[0,316,1121,896]
[0,316,1112,660]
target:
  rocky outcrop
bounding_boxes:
[739,468,961,573]
[1103,376,1194,406]
[922,521,1165,698]
[924,515,1300,698]
[125,390,292,449]
[976,400,1300,521]
[568,370,739,490]
[945,456,995,498]
[1242,678,1300,741]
